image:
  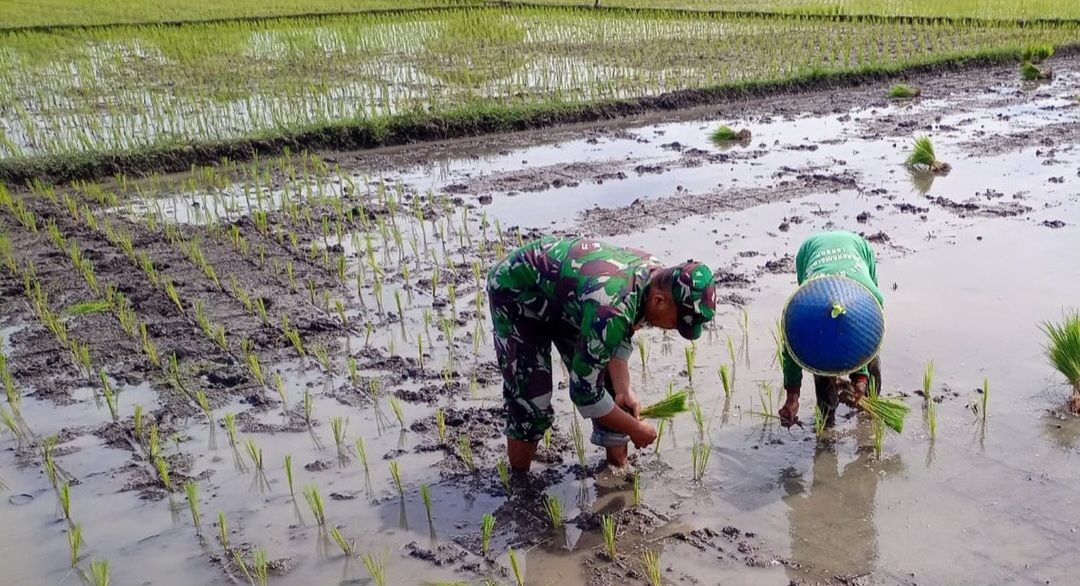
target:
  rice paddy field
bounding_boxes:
[3,2,1080,586]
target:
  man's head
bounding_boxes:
[644,262,716,340]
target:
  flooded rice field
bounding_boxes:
[2,54,1080,586]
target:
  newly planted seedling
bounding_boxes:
[691,441,711,481]
[68,523,82,566]
[421,484,433,523]
[185,481,202,534]
[361,552,387,586]
[329,527,355,558]
[641,550,662,586]
[89,559,110,586]
[304,485,326,526]
[481,512,495,556]
[496,459,511,493]
[389,461,404,498]
[601,514,617,560]
[570,415,587,469]
[544,494,563,528]
[390,396,406,428]
[355,437,370,472]
[632,471,642,506]
[435,408,446,444]
[457,436,476,472]
[508,548,525,586]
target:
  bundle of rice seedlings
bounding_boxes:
[710,126,752,145]
[1042,312,1080,413]
[1021,62,1053,81]
[905,136,951,174]
[640,390,689,419]
[888,84,921,99]
[857,395,910,434]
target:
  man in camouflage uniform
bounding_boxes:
[488,236,716,471]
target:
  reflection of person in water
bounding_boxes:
[781,428,904,582]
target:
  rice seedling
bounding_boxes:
[389,461,404,498]
[0,404,21,440]
[154,456,172,491]
[185,481,202,534]
[194,389,213,424]
[636,338,648,375]
[981,377,989,422]
[302,390,314,427]
[640,390,690,419]
[1042,312,1080,412]
[690,400,706,437]
[435,408,446,444]
[99,369,118,422]
[59,482,72,521]
[479,512,497,555]
[90,559,110,586]
[273,374,287,413]
[68,523,82,566]
[496,459,510,493]
[888,84,921,98]
[147,424,161,459]
[361,553,388,586]
[543,428,552,450]
[691,441,711,481]
[570,414,587,469]
[544,494,563,528]
[905,136,951,174]
[718,364,733,399]
[710,126,752,144]
[420,484,434,523]
[813,405,826,437]
[508,548,525,586]
[245,438,264,471]
[223,413,239,448]
[304,485,326,526]
[594,514,615,560]
[653,418,666,454]
[457,436,476,472]
[330,416,348,450]
[684,344,696,385]
[253,548,269,586]
[390,396,406,427]
[217,512,229,549]
[284,454,295,495]
[632,471,642,506]
[641,550,662,586]
[329,527,355,558]
[355,437,370,472]
[312,342,333,372]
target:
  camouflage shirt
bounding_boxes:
[488,236,662,417]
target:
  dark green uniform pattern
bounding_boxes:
[488,236,659,442]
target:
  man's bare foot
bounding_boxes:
[605,444,629,468]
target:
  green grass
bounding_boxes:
[1042,312,1080,411]
[1,6,1076,182]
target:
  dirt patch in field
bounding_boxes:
[580,170,860,236]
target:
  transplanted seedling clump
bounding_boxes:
[710,125,752,146]
[1042,311,1080,413]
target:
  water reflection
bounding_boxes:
[781,426,904,583]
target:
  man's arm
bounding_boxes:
[779,344,803,424]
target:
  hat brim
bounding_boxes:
[677,320,703,341]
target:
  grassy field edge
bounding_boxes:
[0,46,1065,186]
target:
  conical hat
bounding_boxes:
[782,275,885,376]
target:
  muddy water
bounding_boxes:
[4,65,1080,586]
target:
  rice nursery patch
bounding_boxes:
[0,5,1077,172]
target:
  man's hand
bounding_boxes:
[615,390,642,420]
[843,375,868,408]
[628,420,658,449]
[779,386,801,427]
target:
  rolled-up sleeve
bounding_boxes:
[568,307,631,419]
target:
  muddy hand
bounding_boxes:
[779,396,801,428]
[842,375,868,408]
[630,420,658,449]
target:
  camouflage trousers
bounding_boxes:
[488,289,627,446]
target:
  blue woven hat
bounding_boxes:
[782,275,884,376]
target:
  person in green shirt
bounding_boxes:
[778,231,883,428]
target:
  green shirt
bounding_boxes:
[781,231,882,387]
